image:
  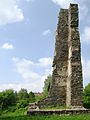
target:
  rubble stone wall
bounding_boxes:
[38,4,83,108]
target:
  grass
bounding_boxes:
[0,108,90,120]
[0,114,90,120]
[0,105,90,120]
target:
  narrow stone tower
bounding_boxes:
[66,4,83,107]
[38,4,83,108]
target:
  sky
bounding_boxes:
[0,0,90,92]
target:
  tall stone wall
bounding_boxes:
[38,4,83,108]
[66,4,83,106]
[49,9,69,105]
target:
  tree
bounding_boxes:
[17,88,29,100]
[83,83,90,108]
[29,91,35,103]
[43,74,52,92]
[0,92,3,110]
[0,89,17,109]
[17,99,29,109]
[35,75,52,101]
[42,74,52,98]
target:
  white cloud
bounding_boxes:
[38,57,52,68]
[0,0,24,26]
[11,57,52,92]
[81,26,90,44]
[82,59,90,78]
[12,57,19,62]
[51,0,74,8]
[1,56,90,91]
[1,43,14,50]
[42,29,51,36]
[0,82,43,92]
[79,4,88,20]
[82,58,90,87]
[25,0,34,2]
[51,0,88,20]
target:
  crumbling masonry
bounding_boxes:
[38,4,83,108]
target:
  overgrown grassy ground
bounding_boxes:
[0,108,90,120]
[0,114,90,120]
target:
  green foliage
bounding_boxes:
[35,75,52,102]
[2,106,17,113]
[0,83,90,120]
[83,83,90,108]
[17,99,29,109]
[29,91,35,103]
[0,113,90,120]
[0,82,90,120]
[17,88,29,100]
[36,74,52,101]
[0,89,17,110]
[35,89,48,102]
[43,74,52,92]
[0,106,29,119]
[0,88,30,116]
[35,92,47,102]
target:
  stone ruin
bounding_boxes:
[38,3,83,109]
[27,4,90,115]
[27,4,87,114]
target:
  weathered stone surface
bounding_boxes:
[66,4,83,107]
[28,4,83,110]
[27,109,90,116]
[29,103,39,110]
[38,8,69,108]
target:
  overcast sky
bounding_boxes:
[0,0,90,92]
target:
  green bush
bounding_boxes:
[0,89,17,110]
[83,83,90,108]
[43,74,52,92]
[17,99,29,109]
[17,88,29,100]
[29,91,35,103]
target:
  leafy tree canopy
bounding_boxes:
[83,83,90,108]
[0,89,17,109]
[43,74,52,92]
[29,91,35,103]
[17,88,29,100]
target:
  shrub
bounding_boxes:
[83,83,90,108]
[17,99,29,109]
[0,89,17,110]
[17,88,29,100]
[29,91,35,103]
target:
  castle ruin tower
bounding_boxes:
[38,4,83,108]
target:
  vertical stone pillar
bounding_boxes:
[38,9,69,108]
[66,4,83,107]
[49,9,69,106]
[38,4,83,109]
